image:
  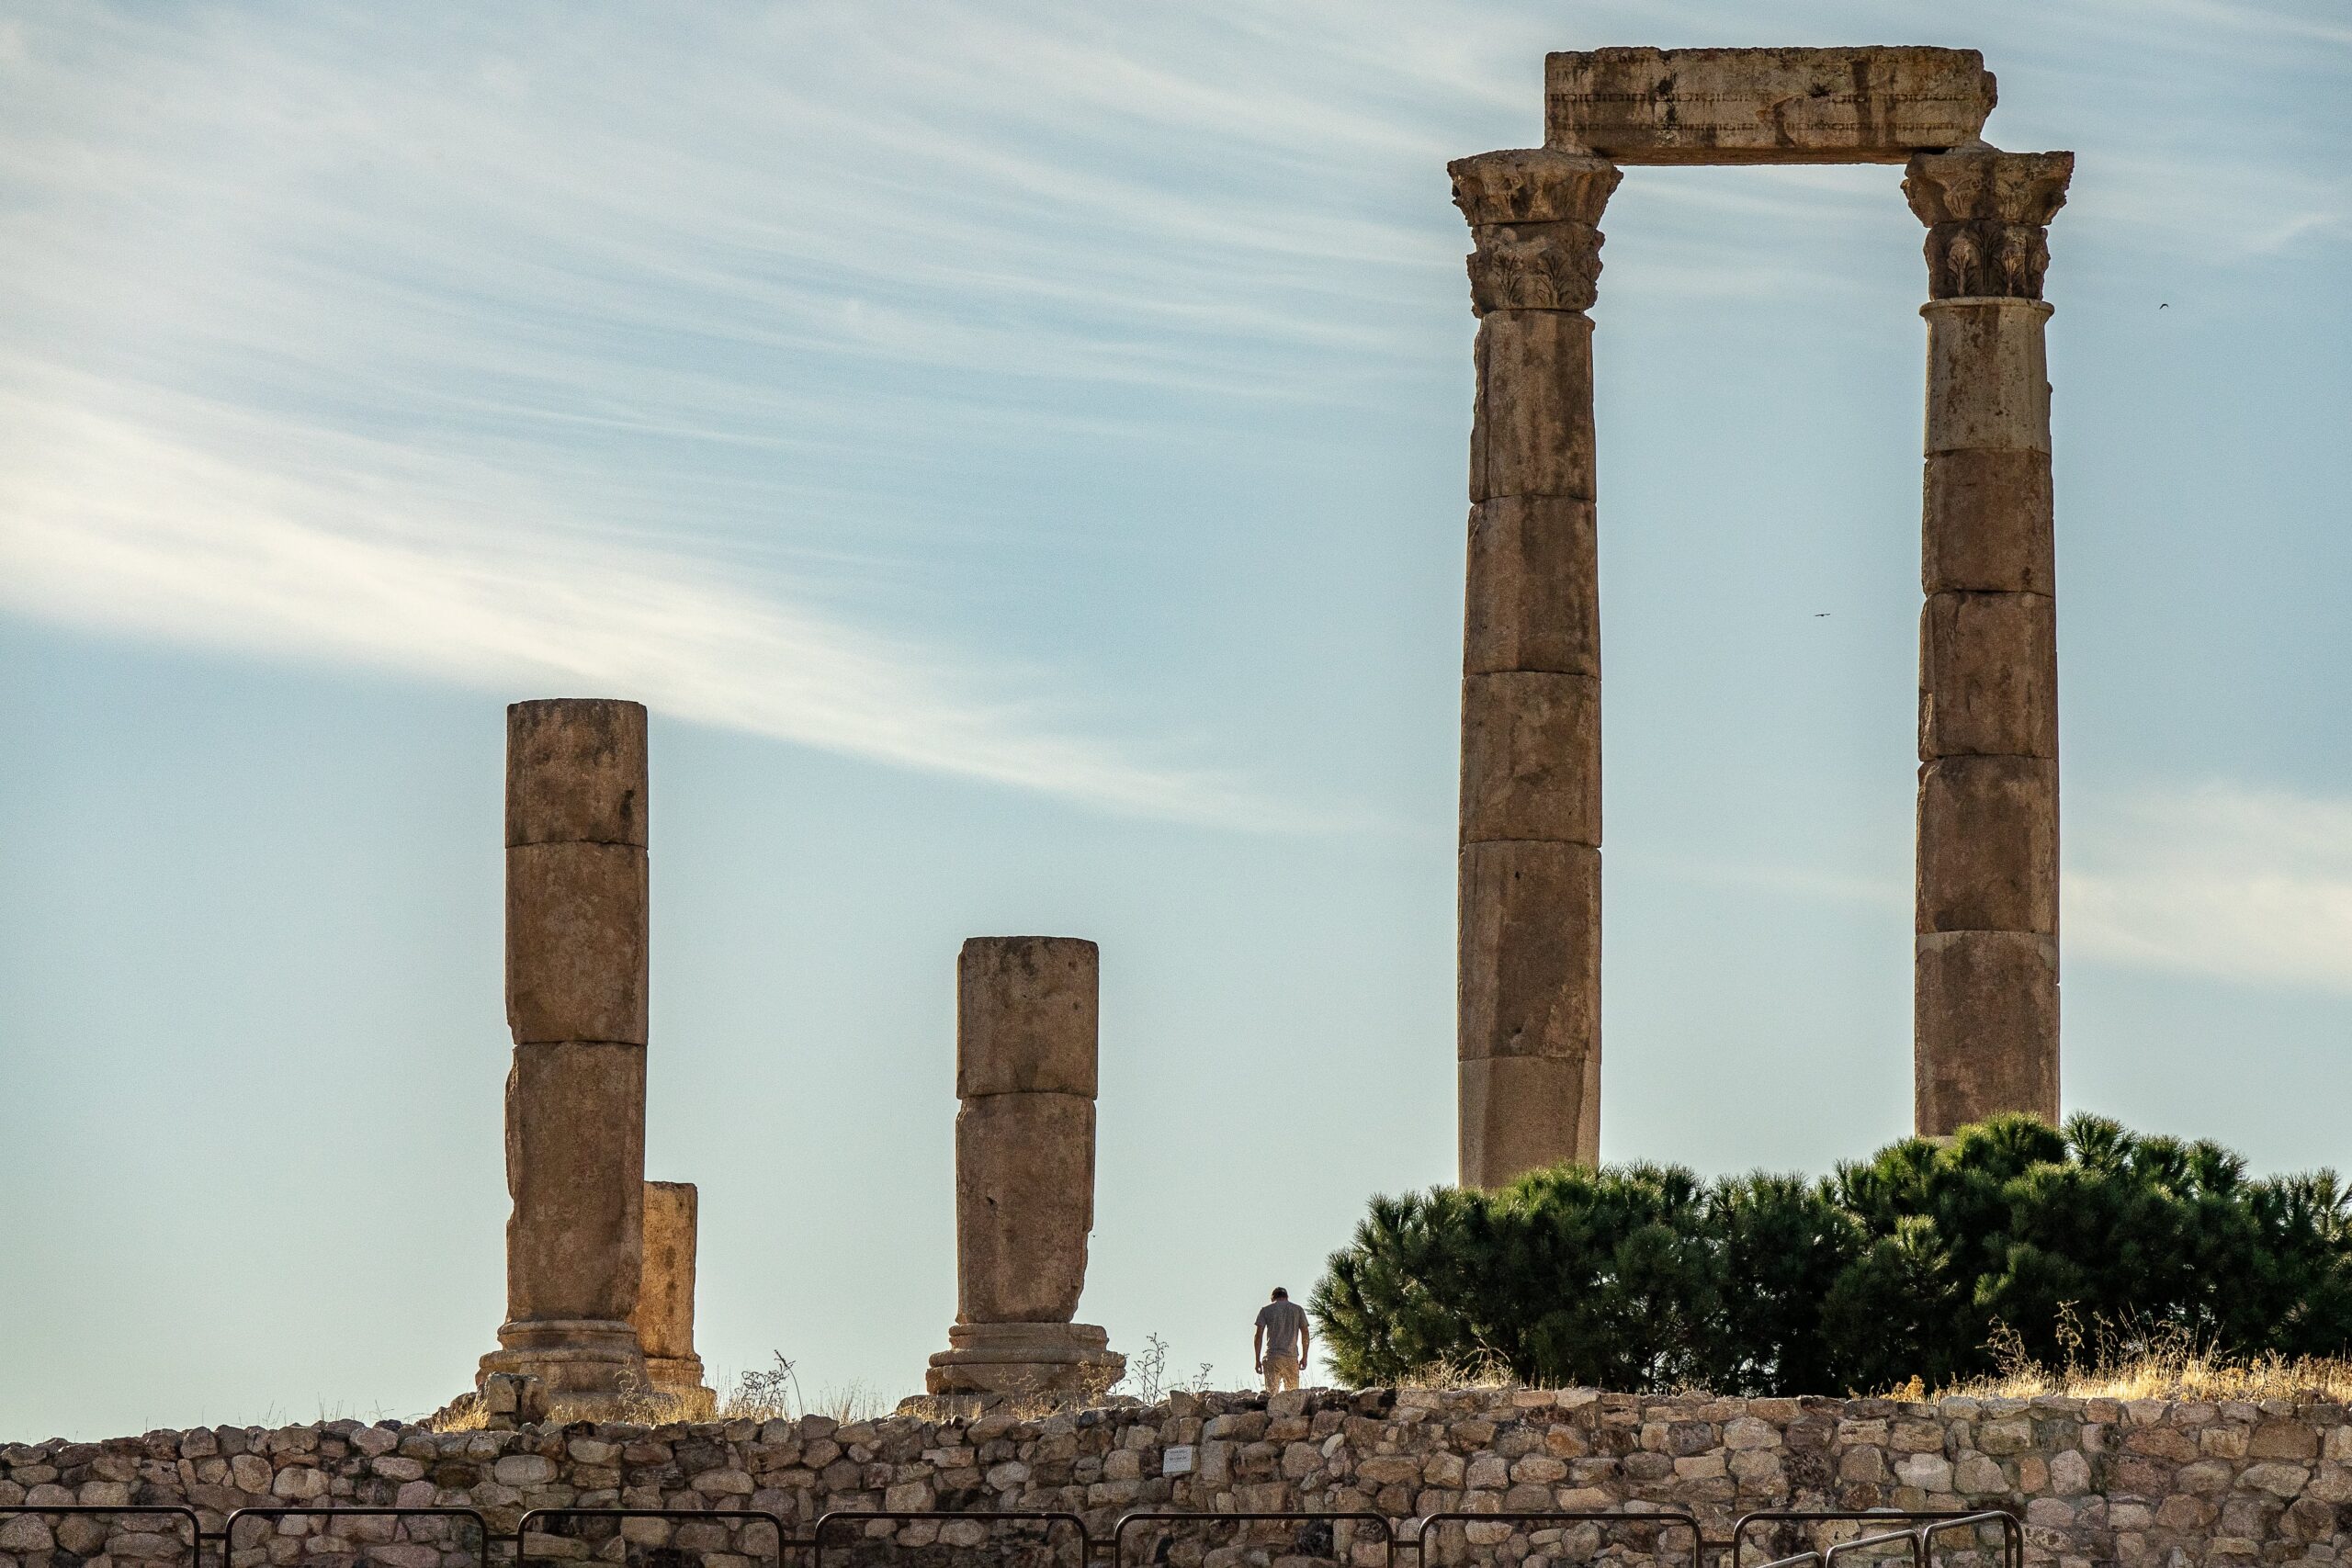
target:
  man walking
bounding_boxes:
[1252,1286,1310,1393]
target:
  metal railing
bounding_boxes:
[1416,1508,1702,1568]
[1732,1510,2022,1568]
[817,1509,1086,1568]
[0,1499,2026,1568]
[221,1506,493,1568]
[1114,1509,1393,1568]
[517,1507,798,1568]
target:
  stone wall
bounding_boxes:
[6,1388,2352,1568]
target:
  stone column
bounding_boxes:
[1448,148,1621,1188]
[631,1179,713,1401]
[1905,151,2074,1135]
[926,937,1123,1397]
[480,698,651,1402]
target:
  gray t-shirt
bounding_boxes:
[1256,1300,1308,1360]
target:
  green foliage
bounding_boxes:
[1310,1113,2352,1395]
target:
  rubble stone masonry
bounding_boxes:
[8,1388,2352,1568]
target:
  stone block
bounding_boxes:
[1465,497,1600,677]
[1461,671,1600,846]
[956,1091,1095,1324]
[1459,1054,1598,1189]
[1458,839,1600,1061]
[1914,931,2060,1134]
[1916,754,2058,933]
[924,1322,1124,1398]
[1471,310,1596,502]
[506,699,649,848]
[1924,449,2054,594]
[1924,299,2053,456]
[506,841,650,1046]
[504,1041,647,1324]
[1545,48,1995,164]
[956,937,1099,1099]
[630,1180,709,1396]
[1920,591,2057,759]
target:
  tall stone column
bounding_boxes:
[926,937,1123,1397]
[631,1180,713,1402]
[1449,148,1621,1188]
[480,698,651,1402]
[1905,151,2073,1135]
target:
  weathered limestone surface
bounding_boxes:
[955,1093,1096,1325]
[1461,1054,1600,1180]
[631,1180,711,1400]
[1546,48,1996,164]
[482,699,651,1403]
[929,938,1121,1396]
[956,936,1099,1100]
[1906,152,2072,1135]
[1464,497,1599,675]
[1451,149,1618,1190]
[17,1390,2352,1568]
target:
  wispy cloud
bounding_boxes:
[2067,784,2352,996]
[1621,782,2352,997]
[1,0,2343,829]
[0,371,1277,824]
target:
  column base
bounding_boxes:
[479,1318,650,1410]
[645,1353,714,1403]
[924,1322,1124,1397]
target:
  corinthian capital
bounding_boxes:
[1449,149,1623,316]
[1904,149,2075,300]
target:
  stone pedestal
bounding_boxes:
[925,1323,1123,1398]
[1450,149,1620,1188]
[1905,151,2073,1135]
[630,1180,712,1400]
[926,937,1122,1396]
[479,698,651,1404]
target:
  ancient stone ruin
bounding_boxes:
[1454,47,2070,1188]
[631,1179,714,1403]
[462,703,1123,1408]
[473,699,708,1412]
[927,936,1124,1396]
[480,697,655,1404]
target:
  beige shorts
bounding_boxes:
[1262,1352,1300,1393]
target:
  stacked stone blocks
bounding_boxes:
[927,937,1123,1395]
[1451,149,1620,1189]
[482,699,653,1403]
[11,1391,2352,1568]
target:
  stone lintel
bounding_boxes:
[1546,47,1996,164]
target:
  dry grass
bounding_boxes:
[1392,1350,1521,1390]
[1898,1310,2352,1404]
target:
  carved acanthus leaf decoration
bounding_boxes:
[1905,149,2074,300]
[1465,224,1604,315]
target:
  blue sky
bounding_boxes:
[1,1,2346,1438]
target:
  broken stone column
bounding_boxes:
[479,698,651,1404]
[631,1180,712,1401]
[1905,151,2074,1135]
[926,937,1123,1396]
[1449,148,1621,1188]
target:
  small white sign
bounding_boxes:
[1162,1444,1195,1476]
